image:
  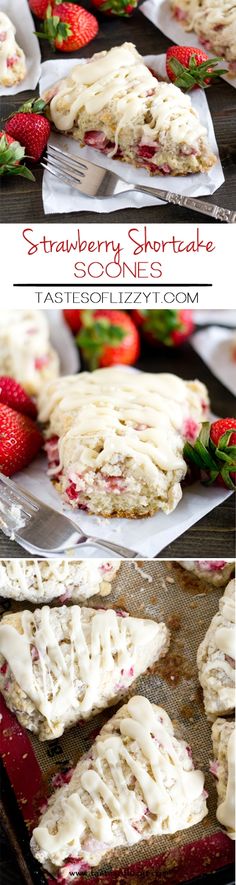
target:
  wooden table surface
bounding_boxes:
[0,3,236,224]
[0,325,234,559]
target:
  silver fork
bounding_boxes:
[0,473,139,558]
[42,143,236,222]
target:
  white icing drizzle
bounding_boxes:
[216,728,236,839]
[47,42,207,148]
[38,368,207,492]
[0,309,59,395]
[0,607,167,735]
[0,13,25,85]
[32,696,206,866]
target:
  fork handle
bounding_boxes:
[77,535,139,558]
[136,186,236,222]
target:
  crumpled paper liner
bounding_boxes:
[0,0,41,96]
[39,54,223,215]
[0,560,235,883]
[140,0,236,89]
[191,326,236,397]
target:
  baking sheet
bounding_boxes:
[0,0,41,95]
[39,54,223,215]
[0,560,235,883]
[140,0,236,89]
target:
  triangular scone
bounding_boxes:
[0,606,170,740]
[211,718,235,840]
[0,560,120,603]
[31,695,207,876]
[44,43,216,176]
[170,0,236,71]
[197,579,236,721]
[0,13,26,87]
[38,367,209,518]
[0,310,59,396]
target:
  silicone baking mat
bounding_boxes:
[0,561,235,884]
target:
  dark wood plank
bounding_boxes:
[0,5,235,223]
[0,330,234,558]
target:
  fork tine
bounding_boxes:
[47,143,88,171]
[41,161,84,191]
[43,154,85,180]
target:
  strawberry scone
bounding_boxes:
[170,0,236,73]
[197,579,236,721]
[31,695,207,876]
[0,560,120,603]
[211,718,235,840]
[0,13,26,87]
[179,560,235,586]
[38,367,209,518]
[0,310,59,397]
[44,43,216,176]
[0,606,170,740]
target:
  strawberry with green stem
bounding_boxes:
[5,99,51,163]
[35,2,98,52]
[75,309,140,371]
[132,309,194,346]
[166,45,227,89]
[90,0,137,17]
[184,418,236,490]
[0,132,35,180]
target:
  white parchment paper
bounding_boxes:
[191,325,236,396]
[39,53,224,215]
[140,0,236,89]
[0,0,41,95]
[13,456,231,558]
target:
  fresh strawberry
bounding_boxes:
[36,2,98,51]
[76,310,140,370]
[184,418,236,490]
[132,309,194,346]
[29,0,50,16]
[90,0,137,17]
[63,309,84,334]
[5,99,51,163]
[166,45,226,89]
[0,131,35,180]
[0,377,37,420]
[0,404,43,476]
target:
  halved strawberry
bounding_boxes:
[184,418,236,490]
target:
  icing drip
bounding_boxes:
[47,43,206,147]
[33,696,206,865]
[0,606,166,733]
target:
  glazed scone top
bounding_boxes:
[33,695,206,863]
[47,43,207,149]
[39,368,208,478]
[0,560,120,602]
[0,606,165,727]
[0,13,25,81]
